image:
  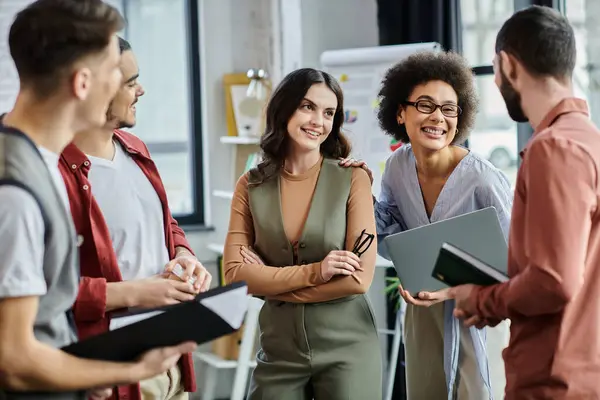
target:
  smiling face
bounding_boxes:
[397,80,460,152]
[73,35,123,131]
[286,83,337,155]
[106,49,145,129]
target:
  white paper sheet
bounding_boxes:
[109,310,165,331]
[200,285,249,329]
[108,284,249,331]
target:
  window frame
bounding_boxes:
[468,65,532,164]
[174,0,207,228]
[121,0,207,228]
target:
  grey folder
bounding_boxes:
[382,207,508,295]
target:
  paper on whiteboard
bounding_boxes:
[200,285,249,329]
[109,310,165,331]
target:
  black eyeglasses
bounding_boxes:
[352,229,375,257]
[403,99,462,118]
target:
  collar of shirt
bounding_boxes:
[520,97,589,159]
[61,129,148,172]
[37,146,60,168]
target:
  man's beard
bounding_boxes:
[106,105,134,129]
[499,68,528,123]
[117,120,134,129]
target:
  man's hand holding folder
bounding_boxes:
[84,341,197,398]
[112,341,198,385]
[63,282,249,362]
[132,341,197,381]
[449,284,488,329]
[429,242,508,329]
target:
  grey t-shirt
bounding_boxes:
[0,147,69,298]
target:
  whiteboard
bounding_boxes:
[320,42,441,197]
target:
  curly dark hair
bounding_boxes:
[377,51,478,145]
[249,68,351,185]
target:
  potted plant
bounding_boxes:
[384,276,402,311]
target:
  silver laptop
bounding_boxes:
[382,207,508,295]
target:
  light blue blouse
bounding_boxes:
[375,144,513,400]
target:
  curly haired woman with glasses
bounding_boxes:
[343,51,513,399]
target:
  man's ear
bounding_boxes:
[72,67,92,101]
[498,50,520,87]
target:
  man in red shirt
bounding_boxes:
[448,6,600,399]
[60,37,211,400]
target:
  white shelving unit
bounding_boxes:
[202,135,262,400]
[212,189,234,200]
[196,297,263,400]
[208,135,261,257]
[220,135,260,145]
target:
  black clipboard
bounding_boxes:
[62,281,248,362]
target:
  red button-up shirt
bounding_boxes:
[471,98,600,399]
[60,129,196,400]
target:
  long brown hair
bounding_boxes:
[249,68,351,185]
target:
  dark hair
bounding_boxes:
[118,36,131,53]
[377,51,477,145]
[495,5,576,79]
[9,0,124,98]
[249,68,351,185]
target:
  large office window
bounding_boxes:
[564,0,600,126]
[461,0,519,186]
[0,0,205,226]
[111,0,204,225]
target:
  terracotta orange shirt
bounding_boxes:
[470,98,600,399]
[223,160,377,303]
